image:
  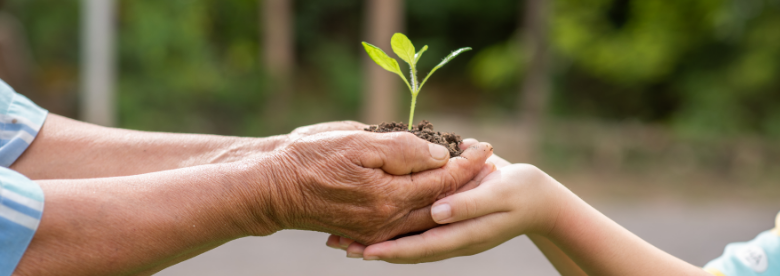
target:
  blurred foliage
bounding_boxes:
[116,0,268,135]
[3,0,780,140]
[468,0,780,139]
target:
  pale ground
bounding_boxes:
[157,117,778,275]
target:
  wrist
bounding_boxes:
[513,165,580,237]
[231,150,302,236]
[538,182,589,241]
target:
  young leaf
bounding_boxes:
[433,47,472,70]
[391,33,416,66]
[414,45,428,64]
[418,47,472,93]
[362,42,403,75]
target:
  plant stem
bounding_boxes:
[408,93,417,130]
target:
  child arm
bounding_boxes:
[357,163,712,276]
[528,234,588,276]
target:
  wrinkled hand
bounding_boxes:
[252,131,494,245]
[278,121,368,149]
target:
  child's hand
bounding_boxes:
[351,163,571,263]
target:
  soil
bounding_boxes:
[364,120,463,157]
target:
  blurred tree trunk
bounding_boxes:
[0,12,35,101]
[260,0,293,131]
[362,0,403,124]
[517,0,552,161]
[81,0,116,127]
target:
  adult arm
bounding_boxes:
[15,163,264,276]
[13,130,493,275]
[10,114,364,180]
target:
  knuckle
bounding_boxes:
[290,125,308,134]
[442,169,461,195]
[512,163,549,185]
[462,196,479,219]
[375,203,399,221]
[389,131,419,147]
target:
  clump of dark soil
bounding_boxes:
[364,120,463,157]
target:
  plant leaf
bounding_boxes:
[391,33,416,66]
[433,47,472,70]
[414,45,428,64]
[418,47,473,93]
[362,42,402,75]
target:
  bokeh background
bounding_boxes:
[1,0,779,275]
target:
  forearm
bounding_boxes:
[528,234,587,276]
[13,162,279,276]
[544,188,709,276]
[10,114,287,179]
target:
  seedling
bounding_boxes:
[362,33,471,130]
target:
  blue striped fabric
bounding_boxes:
[0,79,46,276]
[0,168,43,276]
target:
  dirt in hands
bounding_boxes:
[364,120,464,157]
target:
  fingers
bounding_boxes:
[326,234,367,259]
[325,235,354,250]
[326,234,342,249]
[459,138,479,150]
[451,162,497,195]
[339,236,355,249]
[431,169,506,224]
[362,214,506,263]
[388,206,438,238]
[357,132,452,175]
[346,242,367,258]
[405,142,493,203]
[460,138,509,169]
[390,143,493,237]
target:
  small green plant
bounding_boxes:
[362,33,471,130]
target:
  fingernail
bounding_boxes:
[364,256,380,261]
[327,243,340,249]
[429,144,449,160]
[431,203,451,222]
[347,252,363,258]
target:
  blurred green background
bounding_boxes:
[2,0,778,189]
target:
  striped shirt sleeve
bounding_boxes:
[0,79,47,276]
[0,79,48,167]
[0,168,43,276]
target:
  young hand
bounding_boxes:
[338,162,572,262]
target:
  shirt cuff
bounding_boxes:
[0,80,48,167]
[0,167,43,276]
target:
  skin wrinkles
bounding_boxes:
[12,115,494,275]
[272,132,491,244]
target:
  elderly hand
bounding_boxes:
[241,131,494,244]
[277,121,368,149]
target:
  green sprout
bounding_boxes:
[362,33,471,130]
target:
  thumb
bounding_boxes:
[358,131,453,175]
